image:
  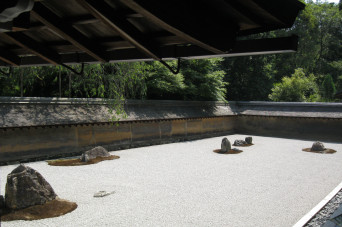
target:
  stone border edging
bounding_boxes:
[292,180,342,227]
[0,97,228,106]
[235,101,342,108]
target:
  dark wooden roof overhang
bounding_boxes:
[0,0,305,68]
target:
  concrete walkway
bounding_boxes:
[1,135,342,227]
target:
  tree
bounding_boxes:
[144,61,185,100]
[222,54,277,101]
[321,74,336,100]
[180,58,227,101]
[269,68,320,102]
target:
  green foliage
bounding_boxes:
[321,74,336,100]
[144,61,185,100]
[180,58,227,101]
[143,59,227,101]
[222,55,276,101]
[269,68,320,102]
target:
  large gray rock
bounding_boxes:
[245,137,253,144]
[234,140,247,146]
[311,141,325,152]
[80,146,110,162]
[5,164,57,210]
[221,138,231,153]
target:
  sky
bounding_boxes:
[326,0,339,3]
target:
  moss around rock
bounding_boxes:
[302,148,336,154]
[302,141,336,154]
[213,148,243,155]
[1,198,77,221]
[48,155,120,166]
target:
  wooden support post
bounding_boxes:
[20,69,23,97]
[68,72,72,98]
[59,67,62,98]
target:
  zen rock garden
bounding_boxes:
[47,146,120,166]
[214,136,253,154]
[302,141,337,154]
[0,164,77,221]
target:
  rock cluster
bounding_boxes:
[80,146,110,162]
[5,164,57,210]
[311,141,325,152]
[221,138,231,153]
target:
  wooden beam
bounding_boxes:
[252,0,305,27]
[29,12,142,31]
[76,0,162,61]
[222,0,265,27]
[119,0,238,54]
[0,48,21,66]
[1,36,298,67]
[1,32,61,65]
[31,2,108,63]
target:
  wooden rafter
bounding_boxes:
[119,0,237,54]
[31,2,108,63]
[76,0,162,61]
[0,48,21,66]
[252,0,305,26]
[1,32,60,65]
[222,0,265,27]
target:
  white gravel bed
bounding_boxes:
[1,135,342,227]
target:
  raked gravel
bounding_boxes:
[1,135,342,227]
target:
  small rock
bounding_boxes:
[5,164,57,210]
[234,140,247,146]
[80,153,89,162]
[311,141,325,152]
[80,146,110,162]
[232,148,241,152]
[221,138,231,153]
[245,137,253,144]
[93,191,115,198]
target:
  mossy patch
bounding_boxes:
[1,198,77,221]
[233,143,254,147]
[213,149,243,154]
[302,148,336,154]
[47,155,120,166]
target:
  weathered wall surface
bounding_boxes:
[0,98,341,164]
[236,116,342,141]
[0,117,235,163]
[0,97,234,128]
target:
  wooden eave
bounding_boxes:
[0,0,305,67]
